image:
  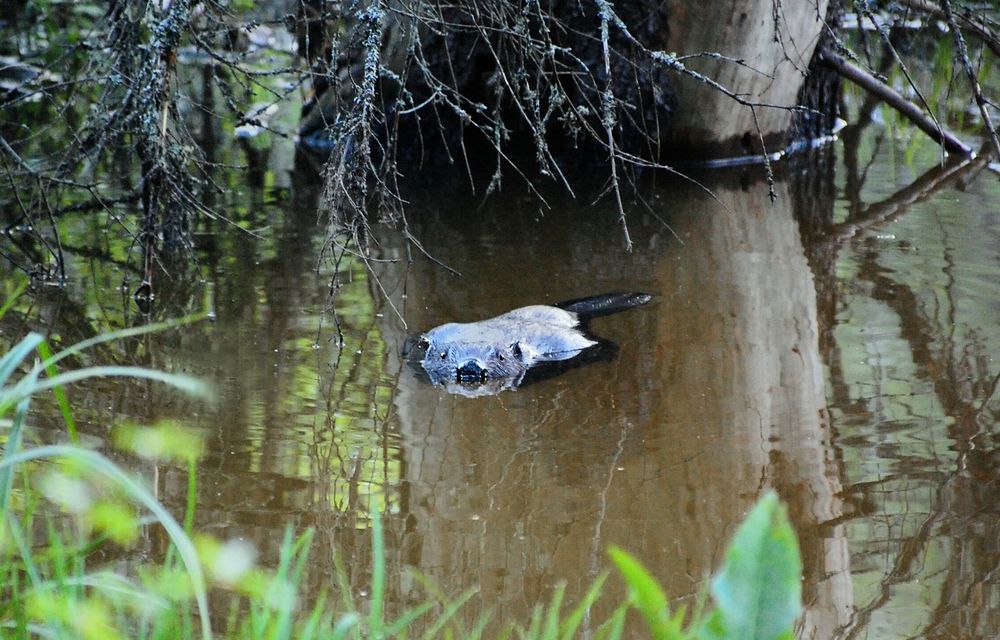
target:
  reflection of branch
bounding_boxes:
[825,150,992,240]
[976,371,1000,418]
[837,494,946,639]
[0,135,99,189]
[836,251,994,638]
[50,192,141,219]
[59,243,143,273]
[818,49,973,157]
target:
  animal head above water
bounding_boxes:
[421,339,529,384]
[406,292,651,396]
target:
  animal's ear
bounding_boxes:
[511,342,525,362]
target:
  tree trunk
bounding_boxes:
[663,0,831,155]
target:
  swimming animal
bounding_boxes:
[407,292,651,395]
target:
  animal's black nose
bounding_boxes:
[456,361,487,383]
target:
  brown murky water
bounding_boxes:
[5,127,999,637]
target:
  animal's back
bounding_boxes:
[425,305,579,344]
[494,305,580,329]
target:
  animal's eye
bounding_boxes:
[439,351,447,360]
[497,353,504,361]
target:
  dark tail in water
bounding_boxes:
[556,292,652,320]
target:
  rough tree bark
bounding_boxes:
[664,0,832,155]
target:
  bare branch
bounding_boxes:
[818,49,974,157]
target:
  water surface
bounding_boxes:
[3,128,999,637]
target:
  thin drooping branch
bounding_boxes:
[854,1,953,160]
[940,0,1000,160]
[900,0,1000,57]
[595,0,632,252]
[818,49,974,157]
[0,0,299,287]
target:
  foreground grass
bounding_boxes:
[0,322,802,640]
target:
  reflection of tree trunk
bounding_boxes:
[383,171,851,632]
[653,174,852,638]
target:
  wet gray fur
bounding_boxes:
[417,292,651,389]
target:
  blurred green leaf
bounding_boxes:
[89,502,140,546]
[608,546,685,640]
[112,421,205,463]
[0,445,212,640]
[705,491,801,640]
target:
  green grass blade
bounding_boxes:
[297,589,330,640]
[5,512,42,589]
[331,613,360,640]
[183,457,197,533]
[35,339,78,443]
[63,571,171,611]
[0,333,43,391]
[419,588,478,640]
[0,367,37,518]
[32,366,211,400]
[382,602,435,636]
[525,602,544,640]
[707,491,802,640]
[593,604,628,640]
[542,583,566,640]
[332,550,358,619]
[608,546,683,640]
[272,528,316,640]
[559,573,607,640]
[39,314,207,370]
[369,506,385,637]
[465,609,494,640]
[263,527,297,638]
[0,277,28,321]
[0,445,213,640]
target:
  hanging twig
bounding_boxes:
[595,0,632,252]
[940,0,1000,160]
[900,0,1000,57]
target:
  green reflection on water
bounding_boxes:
[826,124,1000,637]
